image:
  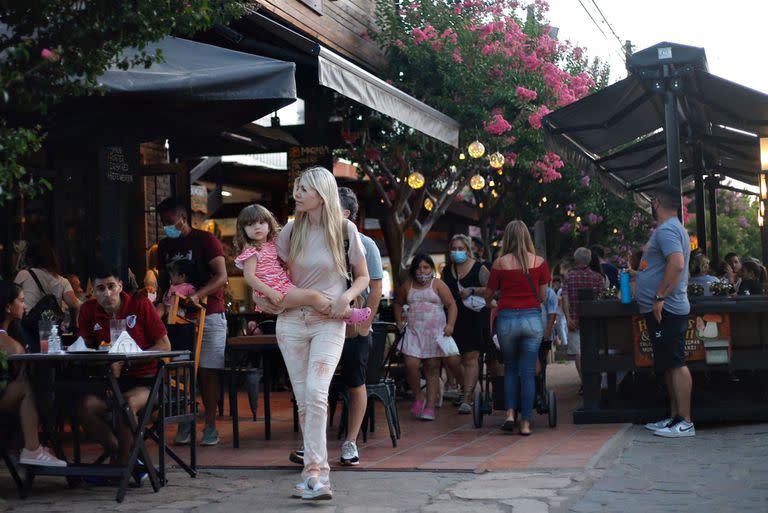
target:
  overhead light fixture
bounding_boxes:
[221,190,232,197]
[328,113,343,123]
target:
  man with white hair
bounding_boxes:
[562,247,605,388]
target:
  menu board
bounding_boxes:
[632,313,731,367]
[287,146,333,189]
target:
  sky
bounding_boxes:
[546,0,768,94]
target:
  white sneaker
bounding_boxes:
[19,446,67,467]
[654,419,695,438]
[458,402,472,414]
[644,417,673,431]
[292,476,329,498]
[340,440,360,466]
[301,476,333,500]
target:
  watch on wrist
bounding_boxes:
[654,294,665,302]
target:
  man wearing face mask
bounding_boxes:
[156,197,228,446]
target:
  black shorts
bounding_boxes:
[644,311,688,372]
[339,334,371,388]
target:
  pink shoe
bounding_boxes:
[420,408,436,421]
[20,446,67,467]
[345,307,372,325]
[410,400,425,417]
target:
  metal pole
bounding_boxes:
[663,64,683,218]
[707,177,719,262]
[694,170,707,253]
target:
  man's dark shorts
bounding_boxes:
[339,334,371,388]
[644,311,688,372]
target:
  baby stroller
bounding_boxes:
[472,339,557,428]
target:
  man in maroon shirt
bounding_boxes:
[78,266,170,465]
[563,247,605,385]
[156,197,228,446]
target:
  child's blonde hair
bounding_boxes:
[235,204,281,252]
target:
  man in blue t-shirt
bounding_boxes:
[635,185,694,438]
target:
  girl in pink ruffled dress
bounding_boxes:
[234,204,370,324]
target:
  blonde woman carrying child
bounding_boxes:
[234,204,371,324]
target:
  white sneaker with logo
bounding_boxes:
[340,440,360,466]
[653,419,695,438]
[644,417,673,431]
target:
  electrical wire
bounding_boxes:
[588,0,625,52]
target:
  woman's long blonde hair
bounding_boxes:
[289,166,348,279]
[500,220,536,273]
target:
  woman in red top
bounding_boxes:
[485,221,548,435]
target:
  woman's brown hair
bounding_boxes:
[234,204,281,253]
[500,220,536,273]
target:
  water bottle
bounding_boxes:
[48,324,59,354]
[620,269,632,304]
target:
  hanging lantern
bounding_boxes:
[576,216,582,223]
[468,140,485,159]
[470,174,486,190]
[459,153,466,160]
[489,151,505,169]
[424,197,434,212]
[449,165,457,174]
[613,228,619,234]
[541,196,547,203]
[491,190,499,199]
[488,179,496,187]
[407,171,425,189]
[478,202,485,209]
[497,168,503,175]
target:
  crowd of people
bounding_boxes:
[4,172,768,499]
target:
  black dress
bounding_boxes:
[443,261,491,354]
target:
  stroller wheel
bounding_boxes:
[472,389,483,428]
[547,390,557,428]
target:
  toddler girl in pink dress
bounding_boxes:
[234,204,371,323]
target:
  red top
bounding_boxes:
[487,261,550,310]
[78,292,167,377]
[157,228,225,314]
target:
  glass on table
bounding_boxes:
[109,318,127,346]
[38,320,53,353]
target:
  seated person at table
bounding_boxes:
[0,280,67,467]
[77,267,170,465]
[155,258,199,321]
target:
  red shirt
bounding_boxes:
[487,261,550,310]
[157,228,225,314]
[78,292,167,377]
[563,266,605,330]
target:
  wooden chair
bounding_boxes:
[166,293,206,377]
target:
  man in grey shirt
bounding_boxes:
[635,184,694,438]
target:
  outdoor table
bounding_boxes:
[9,350,190,502]
[225,335,279,447]
[577,295,768,424]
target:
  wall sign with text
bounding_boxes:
[632,313,731,367]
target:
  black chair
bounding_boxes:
[330,322,401,447]
[0,414,27,498]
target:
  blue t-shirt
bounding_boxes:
[635,218,691,315]
[540,287,558,331]
[359,233,384,304]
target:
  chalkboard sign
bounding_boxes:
[104,146,134,184]
[287,145,333,188]
[632,313,730,367]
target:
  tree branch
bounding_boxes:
[362,163,392,208]
[403,186,426,230]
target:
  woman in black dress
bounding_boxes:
[442,235,491,413]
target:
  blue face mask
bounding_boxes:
[450,250,468,264]
[163,224,182,239]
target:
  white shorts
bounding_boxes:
[566,330,581,356]
[199,312,228,369]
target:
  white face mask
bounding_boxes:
[147,292,157,303]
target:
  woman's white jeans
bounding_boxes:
[276,307,345,479]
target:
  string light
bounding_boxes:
[489,152,504,168]
[424,197,434,211]
[407,172,425,189]
[459,153,466,160]
[613,228,619,234]
[541,196,547,203]
[497,168,503,175]
[468,141,485,159]
[470,174,486,190]
[478,202,484,209]
[491,190,499,198]
[488,179,496,187]
[576,216,582,223]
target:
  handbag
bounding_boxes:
[436,334,460,356]
[455,266,486,312]
[22,269,65,330]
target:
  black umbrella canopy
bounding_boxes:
[543,42,768,194]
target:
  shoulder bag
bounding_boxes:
[22,269,65,330]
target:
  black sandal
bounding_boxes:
[501,419,516,432]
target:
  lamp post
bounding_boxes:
[759,138,768,263]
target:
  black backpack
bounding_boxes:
[21,269,65,331]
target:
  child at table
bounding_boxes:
[233,204,370,323]
[156,259,199,320]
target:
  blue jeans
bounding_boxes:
[495,309,543,420]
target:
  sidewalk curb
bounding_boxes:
[586,423,634,470]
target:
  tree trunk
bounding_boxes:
[380,209,406,287]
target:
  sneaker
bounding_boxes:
[289,448,304,465]
[201,425,220,446]
[19,446,67,467]
[132,458,149,487]
[292,476,330,498]
[452,393,465,407]
[653,418,695,438]
[457,402,472,414]
[644,417,673,431]
[340,441,360,466]
[410,400,425,417]
[420,408,436,421]
[174,422,192,445]
[302,476,333,500]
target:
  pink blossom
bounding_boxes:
[484,114,512,135]
[537,34,557,57]
[531,152,564,183]
[504,152,518,167]
[559,222,572,234]
[581,175,590,187]
[572,47,584,60]
[522,51,542,71]
[395,39,406,49]
[452,47,463,64]
[40,48,58,61]
[516,86,538,102]
[579,224,590,233]
[739,216,749,228]
[528,105,552,129]
[505,136,517,145]
[587,213,599,224]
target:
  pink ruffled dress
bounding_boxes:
[234,242,296,300]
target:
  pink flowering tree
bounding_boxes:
[686,189,760,258]
[336,0,609,280]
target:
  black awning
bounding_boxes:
[47,37,297,141]
[543,42,768,194]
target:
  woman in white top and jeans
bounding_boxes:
[272,167,369,500]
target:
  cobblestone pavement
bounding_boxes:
[3,423,768,512]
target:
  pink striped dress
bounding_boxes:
[235,242,296,300]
